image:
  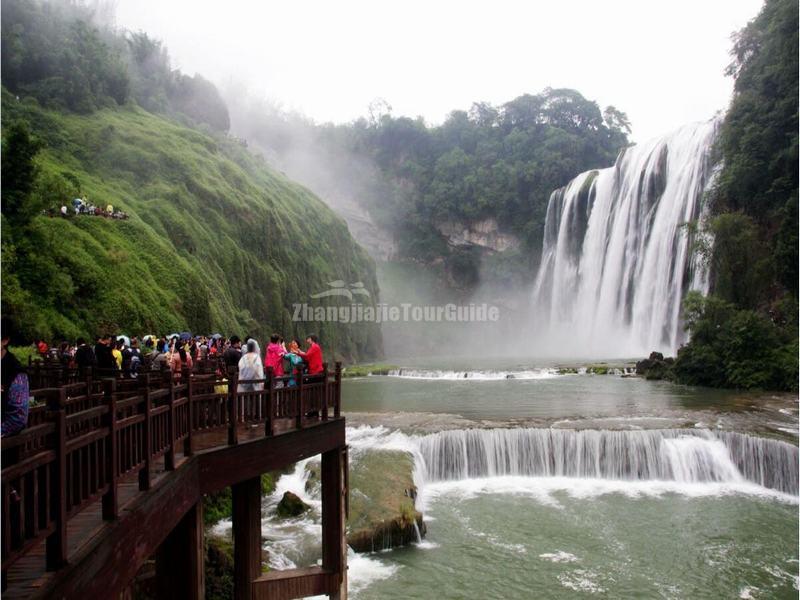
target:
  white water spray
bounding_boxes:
[532,119,719,357]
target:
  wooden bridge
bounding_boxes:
[2,363,348,599]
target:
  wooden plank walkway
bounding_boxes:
[3,416,330,598]
[2,363,344,598]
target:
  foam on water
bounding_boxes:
[540,550,579,563]
[386,368,559,381]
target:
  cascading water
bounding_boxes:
[414,428,798,496]
[532,119,720,357]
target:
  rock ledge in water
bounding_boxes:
[345,450,427,553]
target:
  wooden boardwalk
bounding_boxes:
[2,366,348,599]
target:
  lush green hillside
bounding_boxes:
[0,1,381,360]
[671,0,798,391]
[1,94,382,360]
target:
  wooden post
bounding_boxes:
[232,477,261,600]
[85,365,94,397]
[102,379,118,520]
[155,502,205,600]
[334,362,342,418]
[264,367,274,437]
[322,363,329,421]
[185,375,194,457]
[296,369,304,430]
[139,375,152,491]
[228,369,239,446]
[321,446,347,599]
[46,388,67,570]
[165,375,176,471]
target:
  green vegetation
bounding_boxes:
[202,473,275,527]
[673,293,797,390]
[1,1,382,361]
[674,0,798,391]
[341,363,398,378]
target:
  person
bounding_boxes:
[151,340,169,370]
[297,334,324,375]
[74,337,96,374]
[170,341,192,381]
[264,334,286,377]
[282,340,305,387]
[36,339,49,358]
[2,322,30,437]
[94,335,116,373]
[237,340,264,392]
[224,336,242,369]
[112,339,124,371]
[58,341,72,368]
[199,338,209,361]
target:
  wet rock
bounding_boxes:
[276,491,310,518]
[636,351,674,380]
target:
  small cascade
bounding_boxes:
[387,368,558,381]
[412,520,423,544]
[415,428,799,495]
[531,119,720,356]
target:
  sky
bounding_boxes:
[114,0,764,142]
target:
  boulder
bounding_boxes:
[276,491,310,518]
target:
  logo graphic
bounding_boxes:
[310,281,371,301]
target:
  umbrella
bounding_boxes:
[179,331,192,341]
[117,335,131,347]
[210,333,222,340]
[167,333,180,342]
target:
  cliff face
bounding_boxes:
[438,218,520,253]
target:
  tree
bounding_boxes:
[1,121,43,229]
[603,105,632,135]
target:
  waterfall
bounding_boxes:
[415,428,799,496]
[532,119,719,357]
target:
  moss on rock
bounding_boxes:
[347,450,426,553]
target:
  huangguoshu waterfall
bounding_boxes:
[532,119,720,357]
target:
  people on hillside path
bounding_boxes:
[297,334,324,375]
[2,323,30,437]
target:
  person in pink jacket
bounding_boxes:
[264,334,285,376]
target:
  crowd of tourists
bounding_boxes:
[44,196,129,220]
[2,324,325,438]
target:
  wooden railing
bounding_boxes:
[1,362,343,585]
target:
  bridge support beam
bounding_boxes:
[233,476,262,600]
[321,446,348,600]
[155,501,204,600]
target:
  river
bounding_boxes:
[242,359,798,598]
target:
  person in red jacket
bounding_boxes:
[297,334,324,375]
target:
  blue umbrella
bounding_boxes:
[210,333,222,340]
[179,331,192,341]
